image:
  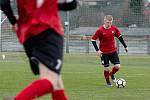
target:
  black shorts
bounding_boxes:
[101,51,120,67]
[23,29,63,75]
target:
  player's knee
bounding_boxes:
[41,76,63,90]
[104,66,110,71]
[114,64,120,69]
[53,76,64,90]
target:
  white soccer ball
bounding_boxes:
[116,78,126,88]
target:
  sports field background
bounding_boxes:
[0,53,150,100]
[1,0,150,100]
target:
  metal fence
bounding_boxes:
[0,0,150,55]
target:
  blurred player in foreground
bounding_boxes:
[0,0,77,100]
[91,15,128,86]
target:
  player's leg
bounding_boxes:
[41,29,68,100]
[3,42,41,100]
[13,38,54,100]
[15,29,67,100]
[39,63,68,100]
[3,65,67,100]
[101,54,112,86]
[109,51,120,82]
[4,63,54,100]
[52,75,68,100]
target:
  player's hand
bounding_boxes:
[12,23,18,33]
[125,47,128,53]
[97,50,103,57]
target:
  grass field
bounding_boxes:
[0,53,150,100]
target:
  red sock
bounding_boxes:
[15,79,53,100]
[104,70,110,83]
[52,90,68,100]
[110,67,119,76]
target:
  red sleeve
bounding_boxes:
[92,28,101,40]
[114,27,121,38]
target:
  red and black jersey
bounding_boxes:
[16,0,63,44]
[92,25,121,54]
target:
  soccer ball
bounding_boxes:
[116,78,126,88]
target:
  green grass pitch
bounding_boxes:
[0,53,150,100]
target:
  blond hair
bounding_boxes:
[104,15,113,22]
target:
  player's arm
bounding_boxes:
[91,39,103,57]
[91,31,99,52]
[118,35,127,48]
[58,0,77,11]
[115,27,128,52]
[118,35,128,52]
[0,0,17,25]
[91,39,99,51]
[91,29,100,51]
[91,28,103,56]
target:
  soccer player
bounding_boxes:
[0,0,77,100]
[91,15,128,86]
